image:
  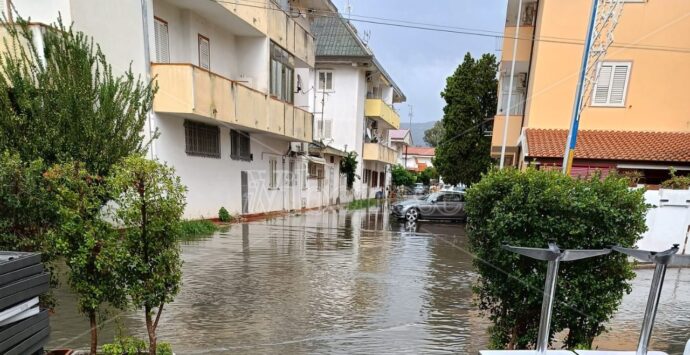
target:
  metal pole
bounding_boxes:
[499,0,523,169]
[636,263,668,355]
[536,259,560,354]
[562,0,600,175]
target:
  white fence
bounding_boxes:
[639,188,690,254]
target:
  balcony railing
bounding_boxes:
[363,143,398,165]
[365,99,400,130]
[151,63,312,142]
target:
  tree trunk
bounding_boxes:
[146,305,157,355]
[89,311,98,355]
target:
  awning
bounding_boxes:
[305,156,326,165]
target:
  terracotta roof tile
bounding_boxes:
[525,129,690,163]
[405,146,435,156]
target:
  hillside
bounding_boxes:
[400,120,438,147]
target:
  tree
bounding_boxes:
[465,168,647,349]
[44,162,129,355]
[423,120,445,147]
[391,164,416,187]
[340,151,359,191]
[0,16,156,176]
[108,156,186,355]
[417,166,439,185]
[435,53,497,186]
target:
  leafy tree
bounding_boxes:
[423,120,445,147]
[0,16,156,176]
[417,166,439,185]
[0,152,60,308]
[108,156,186,355]
[435,53,497,186]
[465,168,647,349]
[391,164,416,187]
[44,162,129,355]
[340,151,359,190]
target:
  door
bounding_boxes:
[443,192,465,219]
[329,166,335,205]
[241,171,248,214]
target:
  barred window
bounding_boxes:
[184,120,220,158]
[230,129,251,161]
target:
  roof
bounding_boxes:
[389,129,410,140]
[525,129,690,163]
[311,16,371,58]
[405,146,435,156]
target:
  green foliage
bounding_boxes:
[465,168,648,349]
[417,166,439,185]
[339,151,359,190]
[0,16,156,176]
[391,164,416,187]
[179,220,218,240]
[435,53,497,186]
[218,207,232,222]
[347,198,378,210]
[661,167,690,190]
[423,120,445,147]
[0,152,60,308]
[107,156,186,355]
[102,336,173,355]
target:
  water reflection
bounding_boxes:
[47,208,689,354]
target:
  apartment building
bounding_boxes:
[491,0,690,183]
[311,14,406,200]
[12,0,336,218]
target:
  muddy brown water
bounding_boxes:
[47,207,690,354]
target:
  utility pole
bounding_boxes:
[562,0,600,175]
[406,105,413,170]
[499,0,523,169]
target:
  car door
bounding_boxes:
[442,192,464,219]
[429,193,446,218]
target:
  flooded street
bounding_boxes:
[48,207,689,354]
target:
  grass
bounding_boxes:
[178,220,218,240]
[347,198,379,210]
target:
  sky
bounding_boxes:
[331,0,508,125]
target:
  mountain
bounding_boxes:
[400,120,438,147]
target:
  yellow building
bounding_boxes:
[491,0,690,183]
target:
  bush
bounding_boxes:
[465,168,648,349]
[347,198,378,210]
[102,336,173,355]
[661,168,690,190]
[391,164,416,187]
[218,207,232,222]
[179,220,218,239]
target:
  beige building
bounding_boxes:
[491,0,690,183]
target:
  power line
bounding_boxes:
[211,0,690,54]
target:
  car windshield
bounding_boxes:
[425,192,441,202]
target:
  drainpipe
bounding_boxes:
[140,0,156,159]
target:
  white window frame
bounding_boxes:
[590,61,631,108]
[317,70,334,92]
[198,34,210,70]
[268,158,278,189]
[154,17,170,63]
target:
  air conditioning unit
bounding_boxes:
[291,142,306,153]
[517,73,528,89]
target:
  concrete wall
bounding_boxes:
[640,189,690,254]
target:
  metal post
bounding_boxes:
[499,0,523,169]
[562,0,600,175]
[536,258,560,354]
[636,263,667,355]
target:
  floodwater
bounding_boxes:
[48,206,690,354]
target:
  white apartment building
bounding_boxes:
[310,14,406,200]
[12,0,342,218]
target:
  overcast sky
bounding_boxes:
[331,0,508,124]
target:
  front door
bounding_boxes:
[241,171,248,214]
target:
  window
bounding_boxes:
[230,130,251,161]
[288,160,296,186]
[443,193,462,203]
[363,169,370,183]
[591,62,631,107]
[316,118,332,140]
[317,168,324,191]
[268,158,278,189]
[371,171,378,187]
[270,42,294,103]
[379,171,385,187]
[154,17,169,63]
[198,34,210,70]
[318,71,333,91]
[184,120,220,158]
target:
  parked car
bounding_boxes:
[391,191,466,221]
[413,183,427,195]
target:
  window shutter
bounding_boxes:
[154,19,170,63]
[609,64,630,105]
[593,64,612,105]
[198,35,210,69]
[324,119,332,139]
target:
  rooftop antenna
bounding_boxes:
[346,0,352,19]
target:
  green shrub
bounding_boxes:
[347,198,378,210]
[391,164,416,187]
[465,168,648,349]
[179,220,217,239]
[102,336,173,355]
[218,207,232,222]
[661,168,690,190]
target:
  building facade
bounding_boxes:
[311,14,406,200]
[491,0,690,183]
[401,147,435,173]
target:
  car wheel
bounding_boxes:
[405,208,419,222]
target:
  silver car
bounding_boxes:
[391,191,466,222]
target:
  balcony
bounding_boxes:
[363,143,398,165]
[151,63,312,142]
[490,115,523,149]
[365,99,400,130]
[502,26,534,63]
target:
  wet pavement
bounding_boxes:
[48,206,690,354]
